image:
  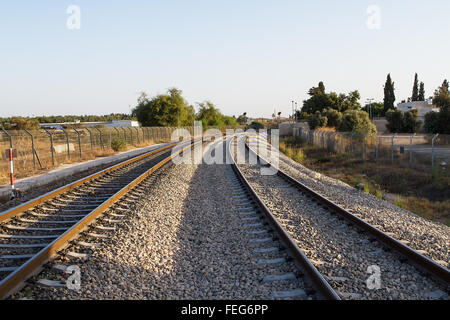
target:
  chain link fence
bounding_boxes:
[293,128,450,177]
[0,126,197,185]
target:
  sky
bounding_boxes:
[0,1,449,118]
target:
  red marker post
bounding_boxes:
[6,148,16,199]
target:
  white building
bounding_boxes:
[396,100,439,122]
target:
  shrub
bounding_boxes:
[322,108,343,128]
[307,111,328,130]
[111,137,127,151]
[250,121,264,130]
[339,110,377,135]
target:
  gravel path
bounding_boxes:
[256,138,449,267]
[13,141,312,300]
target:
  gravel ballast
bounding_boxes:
[14,142,310,300]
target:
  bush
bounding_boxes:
[111,138,127,151]
[250,121,264,130]
[307,111,328,130]
[386,109,421,133]
[322,108,342,128]
[339,110,376,135]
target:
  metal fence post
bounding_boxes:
[73,128,82,159]
[86,128,94,151]
[376,135,379,162]
[1,128,13,148]
[122,128,127,144]
[350,132,355,157]
[340,134,343,154]
[431,133,439,173]
[61,128,71,160]
[128,127,134,145]
[43,128,55,166]
[391,134,396,164]
[362,134,367,161]
[409,133,416,168]
[135,127,140,144]
[24,129,36,169]
[94,127,104,150]
[114,127,120,141]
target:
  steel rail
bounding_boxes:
[246,137,450,286]
[0,142,177,223]
[0,139,199,299]
[227,136,341,300]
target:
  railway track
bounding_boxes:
[229,134,449,300]
[0,140,198,299]
[226,136,340,300]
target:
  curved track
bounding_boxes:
[0,140,197,299]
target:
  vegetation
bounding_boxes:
[278,137,450,226]
[383,74,396,114]
[132,88,195,127]
[361,102,384,118]
[339,110,377,135]
[132,88,238,130]
[250,121,264,130]
[111,137,127,152]
[385,109,422,133]
[424,79,450,134]
[411,73,419,101]
[301,82,361,114]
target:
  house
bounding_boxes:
[396,100,440,122]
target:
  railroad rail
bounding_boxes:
[227,136,341,300]
[239,133,449,299]
[248,135,450,286]
[0,139,199,299]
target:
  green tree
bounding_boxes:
[423,111,440,134]
[385,109,404,133]
[302,82,361,114]
[411,73,419,101]
[307,111,328,130]
[132,88,195,127]
[362,102,384,117]
[339,110,377,135]
[196,101,224,126]
[321,108,342,128]
[383,74,396,114]
[418,82,425,101]
[403,109,422,133]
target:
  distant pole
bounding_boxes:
[366,98,374,119]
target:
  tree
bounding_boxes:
[403,109,422,133]
[423,111,440,134]
[418,82,425,101]
[196,101,224,126]
[307,111,328,130]
[411,73,419,101]
[302,81,361,114]
[322,108,342,128]
[385,109,404,133]
[339,110,376,135]
[383,74,396,114]
[385,109,421,133]
[362,102,384,118]
[132,88,195,127]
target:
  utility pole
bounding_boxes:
[366,98,374,119]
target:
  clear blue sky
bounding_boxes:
[0,1,449,118]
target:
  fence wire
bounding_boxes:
[293,128,450,176]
